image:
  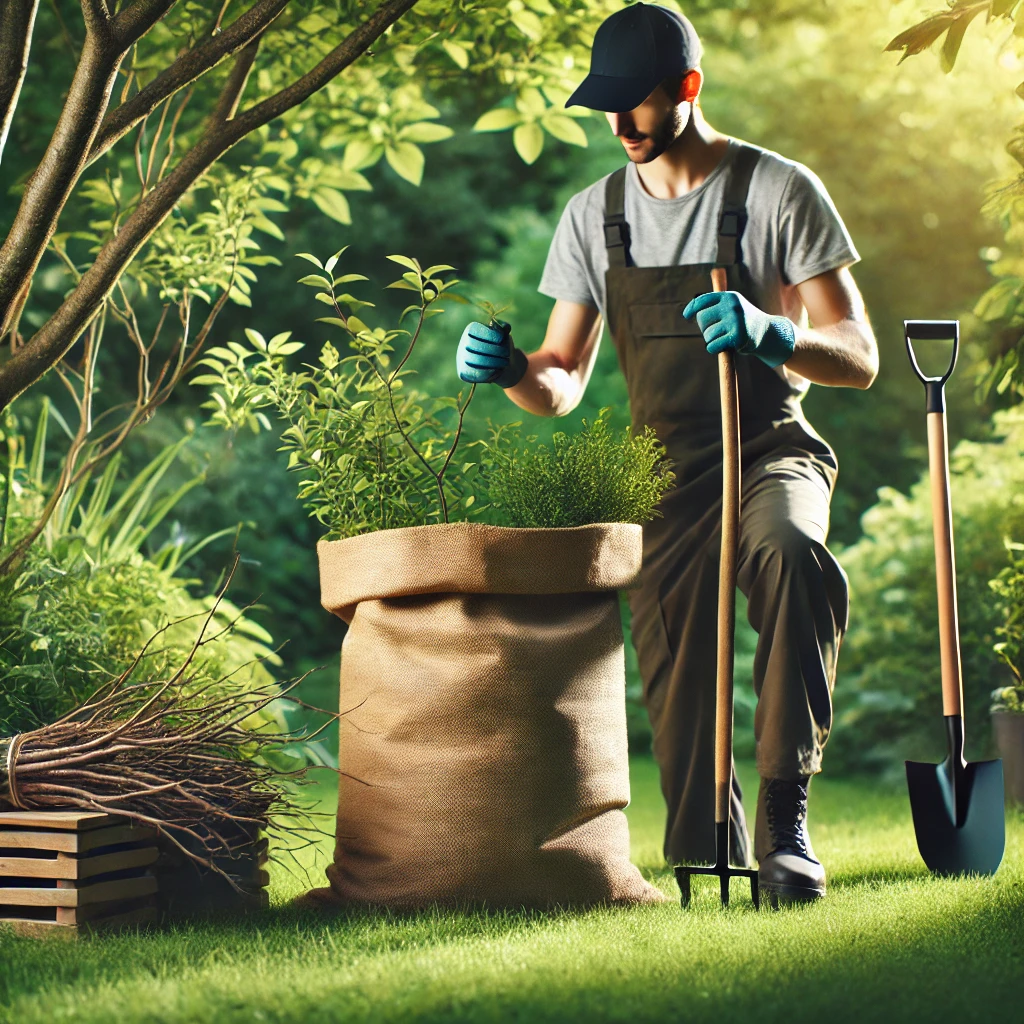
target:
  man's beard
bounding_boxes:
[624,105,686,164]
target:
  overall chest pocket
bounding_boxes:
[629,301,703,338]
[626,300,720,422]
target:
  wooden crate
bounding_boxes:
[0,810,159,939]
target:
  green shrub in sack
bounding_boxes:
[829,406,1024,774]
[194,251,674,538]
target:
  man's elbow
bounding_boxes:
[857,332,879,389]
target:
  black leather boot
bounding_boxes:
[756,776,825,905]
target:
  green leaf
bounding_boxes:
[251,215,285,240]
[315,317,348,327]
[295,253,323,269]
[398,122,455,144]
[314,292,337,306]
[385,142,425,186]
[385,280,419,291]
[510,9,542,39]
[347,316,370,334]
[334,273,370,284]
[244,328,267,350]
[343,140,383,171]
[513,122,544,164]
[387,255,420,272]
[311,186,351,224]
[442,39,469,68]
[189,374,223,386]
[324,251,344,275]
[323,168,373,191]
[228,286,251,307]
[473,107,523,132]
[974,278,1022,322]
[940,16,970,73]
[423,264,455,277]
[541,113,588,147]
[297,274,332,288]
[516,87,547,117]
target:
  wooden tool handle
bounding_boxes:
[711,266,740,825]
[926,410,964,719]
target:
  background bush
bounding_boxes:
[828,407,1024,776]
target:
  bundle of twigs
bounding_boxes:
[0,562,333,880]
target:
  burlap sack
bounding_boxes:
[308,521,665,910]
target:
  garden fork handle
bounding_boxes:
[713,266,740,825]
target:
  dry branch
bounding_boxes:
[0,558,335,879]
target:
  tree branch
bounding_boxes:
[209,32,261,125]
[0,0,179,339]
[0,0,41,167]
[0,0,421,412]
[230,0,419,137]
[110,0,179,47]
[87,0,292,166]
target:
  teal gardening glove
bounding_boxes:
[682,291,796,369]
[456,319,528,388]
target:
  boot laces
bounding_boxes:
[765,779,810,856]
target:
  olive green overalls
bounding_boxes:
[603,145,851,867]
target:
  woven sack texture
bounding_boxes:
[311,522,666,909]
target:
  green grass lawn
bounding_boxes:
[1,759,1022,1023]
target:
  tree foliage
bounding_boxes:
[887,0,1024,404]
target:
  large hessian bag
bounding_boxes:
[311,521,665,909]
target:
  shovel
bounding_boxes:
[904,319,1005,876]
[675,267,759,909]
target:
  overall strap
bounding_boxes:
[716,144,761,266]
[603,166,632,268]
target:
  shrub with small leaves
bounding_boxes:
[990,538,1024,714]
[479,408,675,529]
[193,250,480,540]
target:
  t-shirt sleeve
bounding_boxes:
[538,194,599,308]
[777,164,860,287]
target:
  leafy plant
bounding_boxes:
[194,250,480,539]
[0,403,304,751]
[481,409,674,529]
[989,538,1024,712]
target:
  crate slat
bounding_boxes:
[0,873,157,907]
[0,846,158,880]
[4,903,158,939]
[0,822,155,853]
[0,810,121,831]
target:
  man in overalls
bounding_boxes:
[456,3,878,903]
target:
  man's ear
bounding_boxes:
[680,69,702,104]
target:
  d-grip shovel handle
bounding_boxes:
[905,320,964,721]
[713,267,740,824]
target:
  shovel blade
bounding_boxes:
[906,758,1005,876]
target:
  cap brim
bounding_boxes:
[564,74,658,113]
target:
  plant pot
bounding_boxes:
[305,521,665,911]
[992,710,1024,807]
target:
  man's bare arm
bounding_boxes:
[786,266,879,390]
[503,299,604,417]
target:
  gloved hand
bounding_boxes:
[456,319,528,388]
[682,291,796,369]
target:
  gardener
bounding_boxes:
[457,3,877,902]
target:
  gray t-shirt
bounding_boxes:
[538,138,859,397]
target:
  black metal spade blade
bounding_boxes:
[906,754,1005,876]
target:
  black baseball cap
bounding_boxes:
[565,3,702,113]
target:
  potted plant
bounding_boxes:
[195,251,675,909]
[989,539,1024,806]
